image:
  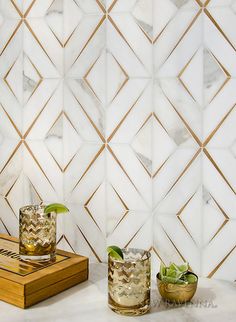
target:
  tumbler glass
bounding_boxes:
[19,205,56,262]
[108,248,151,316]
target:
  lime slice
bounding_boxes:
[44,203,69,214]
[107,245,123,260]
[186,273,197,284]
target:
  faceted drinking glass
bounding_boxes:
[19,205,56,262]
[108,248,151,316]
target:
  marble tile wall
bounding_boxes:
[0,0,235,281]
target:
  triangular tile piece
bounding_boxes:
[107,52,128,103]
[132,0,153,41]
[45,113,82,171]
[203,48,228,105]
[179,48,203,105]
[23,53,42,104]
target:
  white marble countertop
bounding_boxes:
[1,263,236,322]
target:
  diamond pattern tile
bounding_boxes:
[0,0,235,281]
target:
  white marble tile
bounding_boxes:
[0,196,18,236]
[0,0,21,18]
[208,0,232,6]
[154,8,200,74]
[25,18,63,75]
[64,143,105,201]
[154,80,198,148]
[74,0,105,14]
[206,103,236,148]
[23,22,60,78]
[109,13,152,75]
[155,149,202,213]
[64,82,103,143]
[203,79,236,144]
[202,220,236,278]
[109,143,152,208]
[206,148,236,194]
[106,79,150,141]
[211,242,236,281]
[203,152,236,220]
[106,18,148,77]
[66,78,105,141]
[107,0,138,12]
[65,15,105,76]
[0,144,22,197]
[202,186,228,246]
[22,144,59,201]
[107,146,150,212]
[158,78,202,143]
[207,7,236,51]
[153,148,200,207]
[107,211,152,249]
[204,11,236,77]
[63,203,106,262]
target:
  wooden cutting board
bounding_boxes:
[0,234,89,308]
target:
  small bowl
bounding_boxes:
[156,272,198,304]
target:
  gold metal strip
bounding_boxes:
[108,0,118,13]
[71,15,106,69]
[76,225,102,262]
[203,148,235,194]
[0,219,11,236]
[23,141,56,191]
[71,89,105,143]
[160,10,201,67]
[0,104,22,138]
[164,149,201,198]
[24,20,57,69]
[164,93,202,146]
[204,9,236,52]
[208,245,236,278]
[72,145,105,192]
[0,141,22,175]
[152,246,166,265]
[23,84,59,139]
[96,0,106,13]
[107,85,147,142]
[108,15,148,73]
[107,145,141,194]
[203,104,235,146]
[0,20,22,56]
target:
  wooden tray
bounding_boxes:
[0,234,89,308]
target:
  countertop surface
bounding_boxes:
[1,263,236,322]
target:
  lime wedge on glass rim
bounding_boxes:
[107,245,124,260]
[44,203,69,214]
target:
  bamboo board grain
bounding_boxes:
[0,234,89,308]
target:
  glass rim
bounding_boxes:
[108,247,151,264]
[19,204,55,214]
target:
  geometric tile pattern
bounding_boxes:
[0,0,235,281]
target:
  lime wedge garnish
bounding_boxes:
[44,203,69,214]
[107,245,123,260]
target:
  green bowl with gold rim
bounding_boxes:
[157,271,198,304]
